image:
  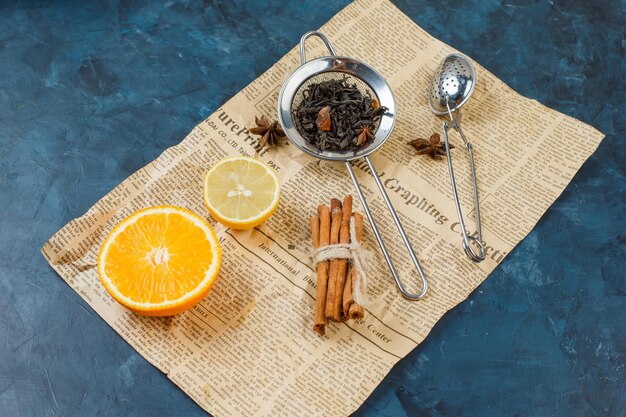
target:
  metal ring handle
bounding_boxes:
[346,158,428,300]
[442,120,486,262]
[463,235,486,262]
[300,31,337,64]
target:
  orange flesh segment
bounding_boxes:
[103,212,214,304]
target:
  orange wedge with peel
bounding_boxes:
[97,206,221,316]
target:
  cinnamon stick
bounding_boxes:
[332,195,352,321]
[312,205,330,336]
[325,198,342,320]
[348,272,365,320]
[342,263,354,317]
[348,212,365,320]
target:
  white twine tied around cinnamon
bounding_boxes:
[313,216,369,305]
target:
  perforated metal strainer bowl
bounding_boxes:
[278,31,428,300]
[429,53,476,116]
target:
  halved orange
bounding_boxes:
[97,206,221,316]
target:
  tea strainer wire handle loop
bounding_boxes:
[299,31,337,65]
[346,158,428,300]
[463,235,485,262]
[442,121,486,262]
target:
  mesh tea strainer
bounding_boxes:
[429,53,486,262]
[278,31,428,300]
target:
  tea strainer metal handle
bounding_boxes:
[429,54,486,262]
[278,31,428,300]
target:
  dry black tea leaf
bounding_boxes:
[249,115,287,148]
[408,133,454,160]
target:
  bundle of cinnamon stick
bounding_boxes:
[310,195,365,336]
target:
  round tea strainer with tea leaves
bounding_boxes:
[278,31,428,300]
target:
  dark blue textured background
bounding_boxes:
[0,0,624,416]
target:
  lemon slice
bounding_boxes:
[203,156,280,230]
[97,206,222,316]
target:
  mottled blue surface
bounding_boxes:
[0,0,624,416]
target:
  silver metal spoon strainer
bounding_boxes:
[429,53,485,262]
[278,31,428,300]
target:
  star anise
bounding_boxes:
[249,115,287,148]
[408,133,454,160]
[356,126,374,146]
